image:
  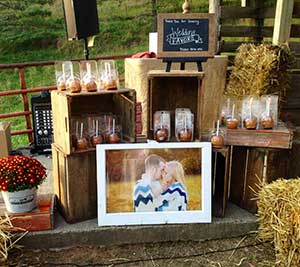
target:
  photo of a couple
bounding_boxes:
[105,147,202,213]
[133,154,187,212]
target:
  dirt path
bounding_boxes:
[6,234,275,267]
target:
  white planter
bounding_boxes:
[2,188,37,213]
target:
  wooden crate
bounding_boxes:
[52,144,97,223]
[229,146,290,213]
[288,127,300,177]
[212,147,231,217]
[147,57,228,140]
[0,122,11,158]
[148,71,204,140]
[51,89,136,155]
[125,58,198,136]
[0,194,55,231]
[225,123,293,149]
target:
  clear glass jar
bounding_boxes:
[105,116,122,144]
[55,61,72,91]
[66,62,81,93]
[80,60,98,92]
[154,111,170,142]
[175,108,194,142]
[98,60,119,91]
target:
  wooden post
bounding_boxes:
[273,0,294,45]
[19,68,33,144]
[241,0,247,7]
[209,0,219,15]
[241,0,256,7]
[182,0,190,14]
[209,0,220,54]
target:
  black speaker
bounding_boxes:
[62,0,99,40]
[31,91,53,154]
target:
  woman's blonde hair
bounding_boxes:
[166,161,185,185]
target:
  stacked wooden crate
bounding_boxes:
[227,123,293,213]
[125,56,228,140]
[51,89,136,223]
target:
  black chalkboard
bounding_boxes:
[158,13,215,58]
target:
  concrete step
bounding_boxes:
[20,203,257,249]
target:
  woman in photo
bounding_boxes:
[155,161,188,211]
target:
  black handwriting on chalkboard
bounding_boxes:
[166,28,203,46]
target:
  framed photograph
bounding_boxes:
[97,142,211,226]
[157,13,216,58]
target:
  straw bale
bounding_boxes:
[0,214,27,262]
[225,44,293,109]
[257,178,300,267]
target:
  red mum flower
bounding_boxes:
[0,156,47,192]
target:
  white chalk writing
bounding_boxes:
[166,28,203,46]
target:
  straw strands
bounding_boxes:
[225,44,293,108]
[257,178,300,267]
[0,214,27,262]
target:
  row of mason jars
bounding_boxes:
[71,114,122,151]
[220,95,279,130]
[55,60,120,93]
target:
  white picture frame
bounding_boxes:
[97,142,211,226]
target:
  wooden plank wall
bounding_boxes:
[219,1,300,55]
[219,0,300,127]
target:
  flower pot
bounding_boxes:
[2,188,37,213]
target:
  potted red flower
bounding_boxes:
[0,155,47,213]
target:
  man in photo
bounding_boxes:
[133,154,166,212]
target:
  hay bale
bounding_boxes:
[225,44,293,109]
[0,215,27,262]
[257,178,300,267]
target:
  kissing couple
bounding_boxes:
[133,154,188,212]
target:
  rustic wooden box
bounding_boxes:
[212,147,231,217]
[287,127,300,177]
[125,58,198,135]
[147,57,228,140]
[137,56,228,138]
[229,146,290,213]
[51,89,136,155]
[52,144,97,223]
[148,71,204,140]
[225,123,293,149]
[0,194,55,231]
[0,122,12,158]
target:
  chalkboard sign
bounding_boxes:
[157,13,215,58]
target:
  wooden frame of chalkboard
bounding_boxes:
[157,13,216,58]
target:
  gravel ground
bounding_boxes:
[4,234,275,267]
